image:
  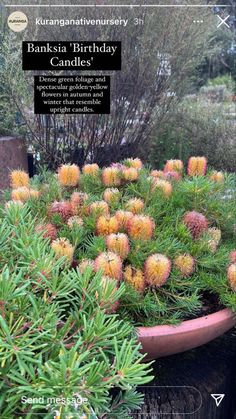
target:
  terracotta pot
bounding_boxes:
[138,308,236,360]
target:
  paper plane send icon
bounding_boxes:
[211,394,225,407]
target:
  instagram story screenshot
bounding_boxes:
[0,1,235,418]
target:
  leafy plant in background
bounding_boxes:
[149,78,236,171]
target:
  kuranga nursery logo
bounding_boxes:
[7,11,28,32]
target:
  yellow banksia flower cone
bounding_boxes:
[79,258,94,273]
[102,167,121,187]
[90,200,109,217]
[94,251,122,280]
[123,265,146,292]
[11,187,31,201]
[145,254,171,287]
[82,163,99,176]
[122,167,139,182]
[151,179,172,197]
[106,233,130,259]
[96,215,119,236]
[67,216,83,229]
[125,158,143,169]
[127,215,155,240]
[227,264,236,291]
[114,210,134,231]
[103,188,121,204]
[58,164,80,187]
[164,159,183,173]
[125,198,145,214]
[207,227,221,252]
[10,170,29,189]
[51,238,74,263]
[174,254,195,277]
[209,171,224,183]
[187,156,207,176]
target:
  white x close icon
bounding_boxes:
[217,15,230,28]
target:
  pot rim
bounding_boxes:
[137,307,236,337]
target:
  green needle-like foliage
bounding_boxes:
[0,208,153,418]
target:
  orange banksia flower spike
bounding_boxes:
[127,215,155,240]
[10,170,29,189]
[174,254,195,277]
[125,198,145,214]
[145,254,171,287]
[94,251,122,280]
[106,233,130,259]
[58,164,80,187]
[96,215,119,236]
[187,157,207,176]
[123,265,146,292]
[102,167,121,187]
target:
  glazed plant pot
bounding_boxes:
[138,308,236,360]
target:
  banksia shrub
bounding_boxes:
[123,265,145,292]
[209,171,224,182]
[71,192,88,206]
[11,187,30,201]
[67,216,83,229]
[94,251,122,280]
[82,163,99,176]
[10,170,29,189]
[207,227,221,252]
[164,159,183,173]
[227,264,236,291]
[122,167,139,182]
[187,156,207,176]
[183,211,208,239]
[114,210,134,231]
[174,254,195,277]
[125,198,145,214]
[49,201,73,221]
[96,215,119,236]
[79,258,94,273]
[127,215,155,240]
[89,201,109,217]
[103,188,121,204]
[102,167,121,187]
[106,233,130,259]
[58,164,80,187]
[144,254,171,287]
[51,238,74,263]
[125,158,143,169]
[229,251,236,264]
[151,179,172,197]
[35,223,57,241]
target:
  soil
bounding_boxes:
[187,291,225,320]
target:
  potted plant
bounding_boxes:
[4,156,236,365]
